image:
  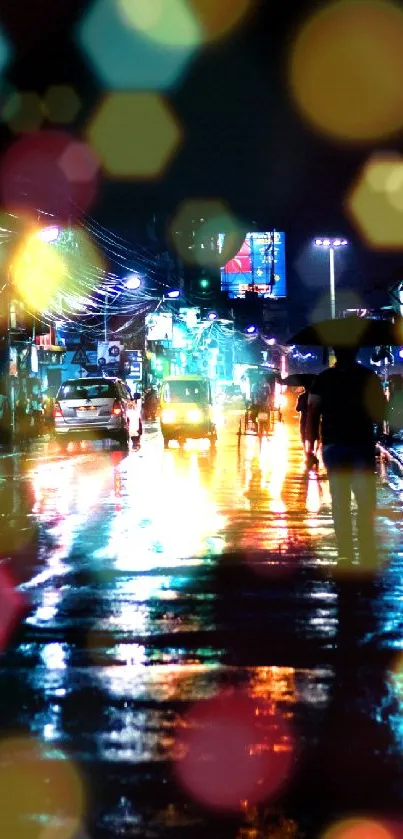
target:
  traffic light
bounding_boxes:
[199,275,210,292]
[151,352,170,379]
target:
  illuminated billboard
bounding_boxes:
[218,231,286,299]
[145,312,173,341]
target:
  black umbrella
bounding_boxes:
[281,373,317,388]
[288,316,403,347]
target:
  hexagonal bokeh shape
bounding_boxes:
[288,0,403,144]
[117,0,201,49]
[86,92,182,179]
[0,130,99,221]
[346,153,403,249]
[43,85,81,124]
[1,91,44,133]
[77,0,197,90]
[116,0,253,48]
[168,198,247,268]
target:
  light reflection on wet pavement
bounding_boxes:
[1,409,403,836]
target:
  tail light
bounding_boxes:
[112,399,122,416]
[53,402,62,418]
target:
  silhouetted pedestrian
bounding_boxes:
[0,382,11,446]
[306,344,387,568]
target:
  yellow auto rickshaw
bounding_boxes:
[160,375,217,449]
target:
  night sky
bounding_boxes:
[1,0,403,328]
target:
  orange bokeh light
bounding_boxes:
[288,0,403,143]
[322,817,394,839]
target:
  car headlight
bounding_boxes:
[187,408,203,423]
[161,408,176,424]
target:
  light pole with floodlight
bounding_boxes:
[314,238,348,319]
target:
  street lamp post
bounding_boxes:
[103,273,142,342]
[314,238,348,319]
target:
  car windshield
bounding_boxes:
[162,381,209,403]
[59,381,117,400]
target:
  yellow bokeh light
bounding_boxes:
[346,153,403,249]
[117,0,202,47]
[10,225,105,313]
[117,0,253,47]
[2,91,44,133]
[11,232,67,311]
[288,0,403,142]
[43,85,81,124]
[61,224,105,286]
[322,817,393,839]
[0,735,85,839]
[86,92,182,179]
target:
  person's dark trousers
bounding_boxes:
[322,443,377,567]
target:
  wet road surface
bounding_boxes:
[2,407,403,837]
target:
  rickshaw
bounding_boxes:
[237,368,283,441]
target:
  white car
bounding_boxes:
[53,377,131,449]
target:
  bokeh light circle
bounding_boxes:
[0,735,85,838]
[86,92,182,180]
[0,130,99,222]
[43,85,81,125]
[346,153,403,250]
[11,231,68,311]
[168,198,248,269]
[2,91,44,134]
[321,817,394,839]
[117,0,201,47]
[189,0,253,42]
[288,0,403,142]
[59,140,100,188]
[174,690,293,811]
[10,224,105,313]
[117,0,253,46]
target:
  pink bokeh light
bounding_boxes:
[0,130,99,222]
[174,690,294,812]
[0,565,28,651]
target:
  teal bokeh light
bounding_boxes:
[77,0,197,90]
[0,27,12,77]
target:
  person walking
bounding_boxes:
[127,393,142,450]
[305,344,387,568]
[0,383,11,446]
[295,385,319,466]
[15,392,31,448]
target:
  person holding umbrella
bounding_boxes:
[305,343,387,568]
[282,372,318,462]
[296,385,319,466]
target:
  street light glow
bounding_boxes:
[314,237,348,248]
[124,273,141,290]
[313,236,349,319]
[38,226,60,243]
[207,311,217,320]
[166,289,180,298]
[246,325,257,334]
